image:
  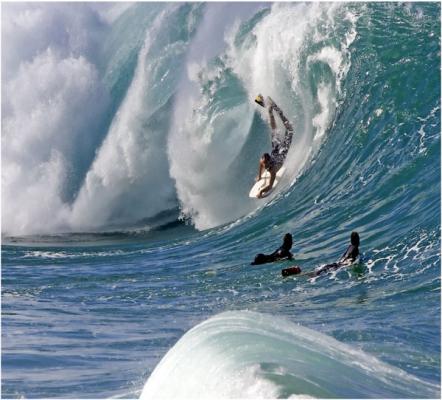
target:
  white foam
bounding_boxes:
[71,8,177,231]
[2,49,109,234]
[1,3,115,235]
[1,4,180,235]
[308,46,344,77]
[312,83,335,141]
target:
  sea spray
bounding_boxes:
[70,8,179,231]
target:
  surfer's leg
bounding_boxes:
[275,106,294,163]
[272,103,293,132]
[268,105,277,131]
[268,99,294,157]
[281,127,293,157]
[270,126,293,168]
[268,105,283,156]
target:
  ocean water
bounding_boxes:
[1,2,440,398]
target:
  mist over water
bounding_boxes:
[2,2,440,399]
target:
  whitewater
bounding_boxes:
[2,2,440,399]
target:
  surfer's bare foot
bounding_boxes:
[255,94,265,107]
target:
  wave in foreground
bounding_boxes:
[140,311,439,399]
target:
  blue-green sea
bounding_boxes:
[2,2,440,398]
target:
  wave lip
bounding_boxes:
[141,311,440,399]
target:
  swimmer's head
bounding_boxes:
[261,153,271,167]
[351,231,360,247]
[283,233,293,250]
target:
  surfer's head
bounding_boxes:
[282,233,293,250]
[351,231,360,247]
[261,153,271,166]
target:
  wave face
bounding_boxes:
[1,2,440,399]
[141,311,439,399]
[2,2,359,234]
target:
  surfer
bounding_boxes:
[255,95,294,198]
[251,233,294,265]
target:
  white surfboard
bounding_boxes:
[249,167,286,198]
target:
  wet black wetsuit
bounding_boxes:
[251,245,293,265]
[341,244,359,262]
[314,244,359,276]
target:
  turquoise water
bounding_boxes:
[2,2,440,398]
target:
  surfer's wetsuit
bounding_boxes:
[268,102,294,170]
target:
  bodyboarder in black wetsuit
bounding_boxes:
[313,231,360,276]
[251,233,294,265]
